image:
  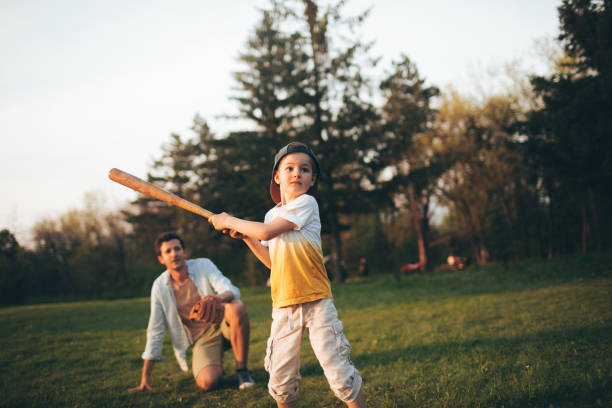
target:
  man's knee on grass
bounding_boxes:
[196,365,223,391]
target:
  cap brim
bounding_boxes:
[269,179,319,204]
[269,180,281,204]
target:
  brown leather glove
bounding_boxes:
[189,295,225,324]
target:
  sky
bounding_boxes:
[1,0,561,245]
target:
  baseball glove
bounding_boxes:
[189,295,225,324]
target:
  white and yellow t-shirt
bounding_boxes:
[263,194,332,308]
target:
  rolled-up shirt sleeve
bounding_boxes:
[141,289,166,361]
[204,259,240,300]
[274,195,314,229]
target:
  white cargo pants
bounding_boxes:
[264,298,362,404]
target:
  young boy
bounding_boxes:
[208,142,366,408]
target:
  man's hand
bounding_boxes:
[129,359,155,393]
[128,378,152,392]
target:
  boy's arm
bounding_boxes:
[241,236,272,269]
[209,213,294,241]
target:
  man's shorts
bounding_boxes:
[191,319,231,378]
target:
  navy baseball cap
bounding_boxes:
[269,142,320,203]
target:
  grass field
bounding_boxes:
[1,253,610,407]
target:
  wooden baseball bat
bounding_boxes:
[108,168,214,219]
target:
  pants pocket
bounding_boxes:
[264,336,274,373]
[333,321,351,358]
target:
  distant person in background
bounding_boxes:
[399,261,424,275]
[129,232,255,393]
[446,253,467,270]
[358,257,369,277]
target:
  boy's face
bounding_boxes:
[157,239,187,272]
[274,152,317,203]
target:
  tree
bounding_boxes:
[435,89,534,265]
[525,0,612,254]
[30,193,132,298]
[0,229,28,305]
[125,117,275,285]
[377,56,440,271]
[231,0,382,281]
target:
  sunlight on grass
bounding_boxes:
[1,254,610,407]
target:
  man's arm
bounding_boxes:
[138,283,168,389]
[202,259,241,300]
[142,289,167,361]
[128,359,155,392]
[214,290,234,303]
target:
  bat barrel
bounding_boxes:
[108,168,213,219]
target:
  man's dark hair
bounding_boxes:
[154,232,185,256]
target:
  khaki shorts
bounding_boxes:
[192,320,231,378]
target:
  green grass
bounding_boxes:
[1,253,610,407]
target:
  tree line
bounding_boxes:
[1,0,610,306]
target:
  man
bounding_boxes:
[129,232,255,392]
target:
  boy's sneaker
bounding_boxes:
[237,368,255,390]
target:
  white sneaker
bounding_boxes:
[237,369,255,390]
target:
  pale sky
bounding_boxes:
[1,0,560,244]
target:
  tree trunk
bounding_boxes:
[304,3,343,281]
[456,197,481,265]
[581,197,588,254]
[409,181,427,272]
[500,197,519,261]
[422,197,430,269]
[327,209,345,283]
[469,238,481,265]
[547,196,554,259]
[588,186,600,251]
